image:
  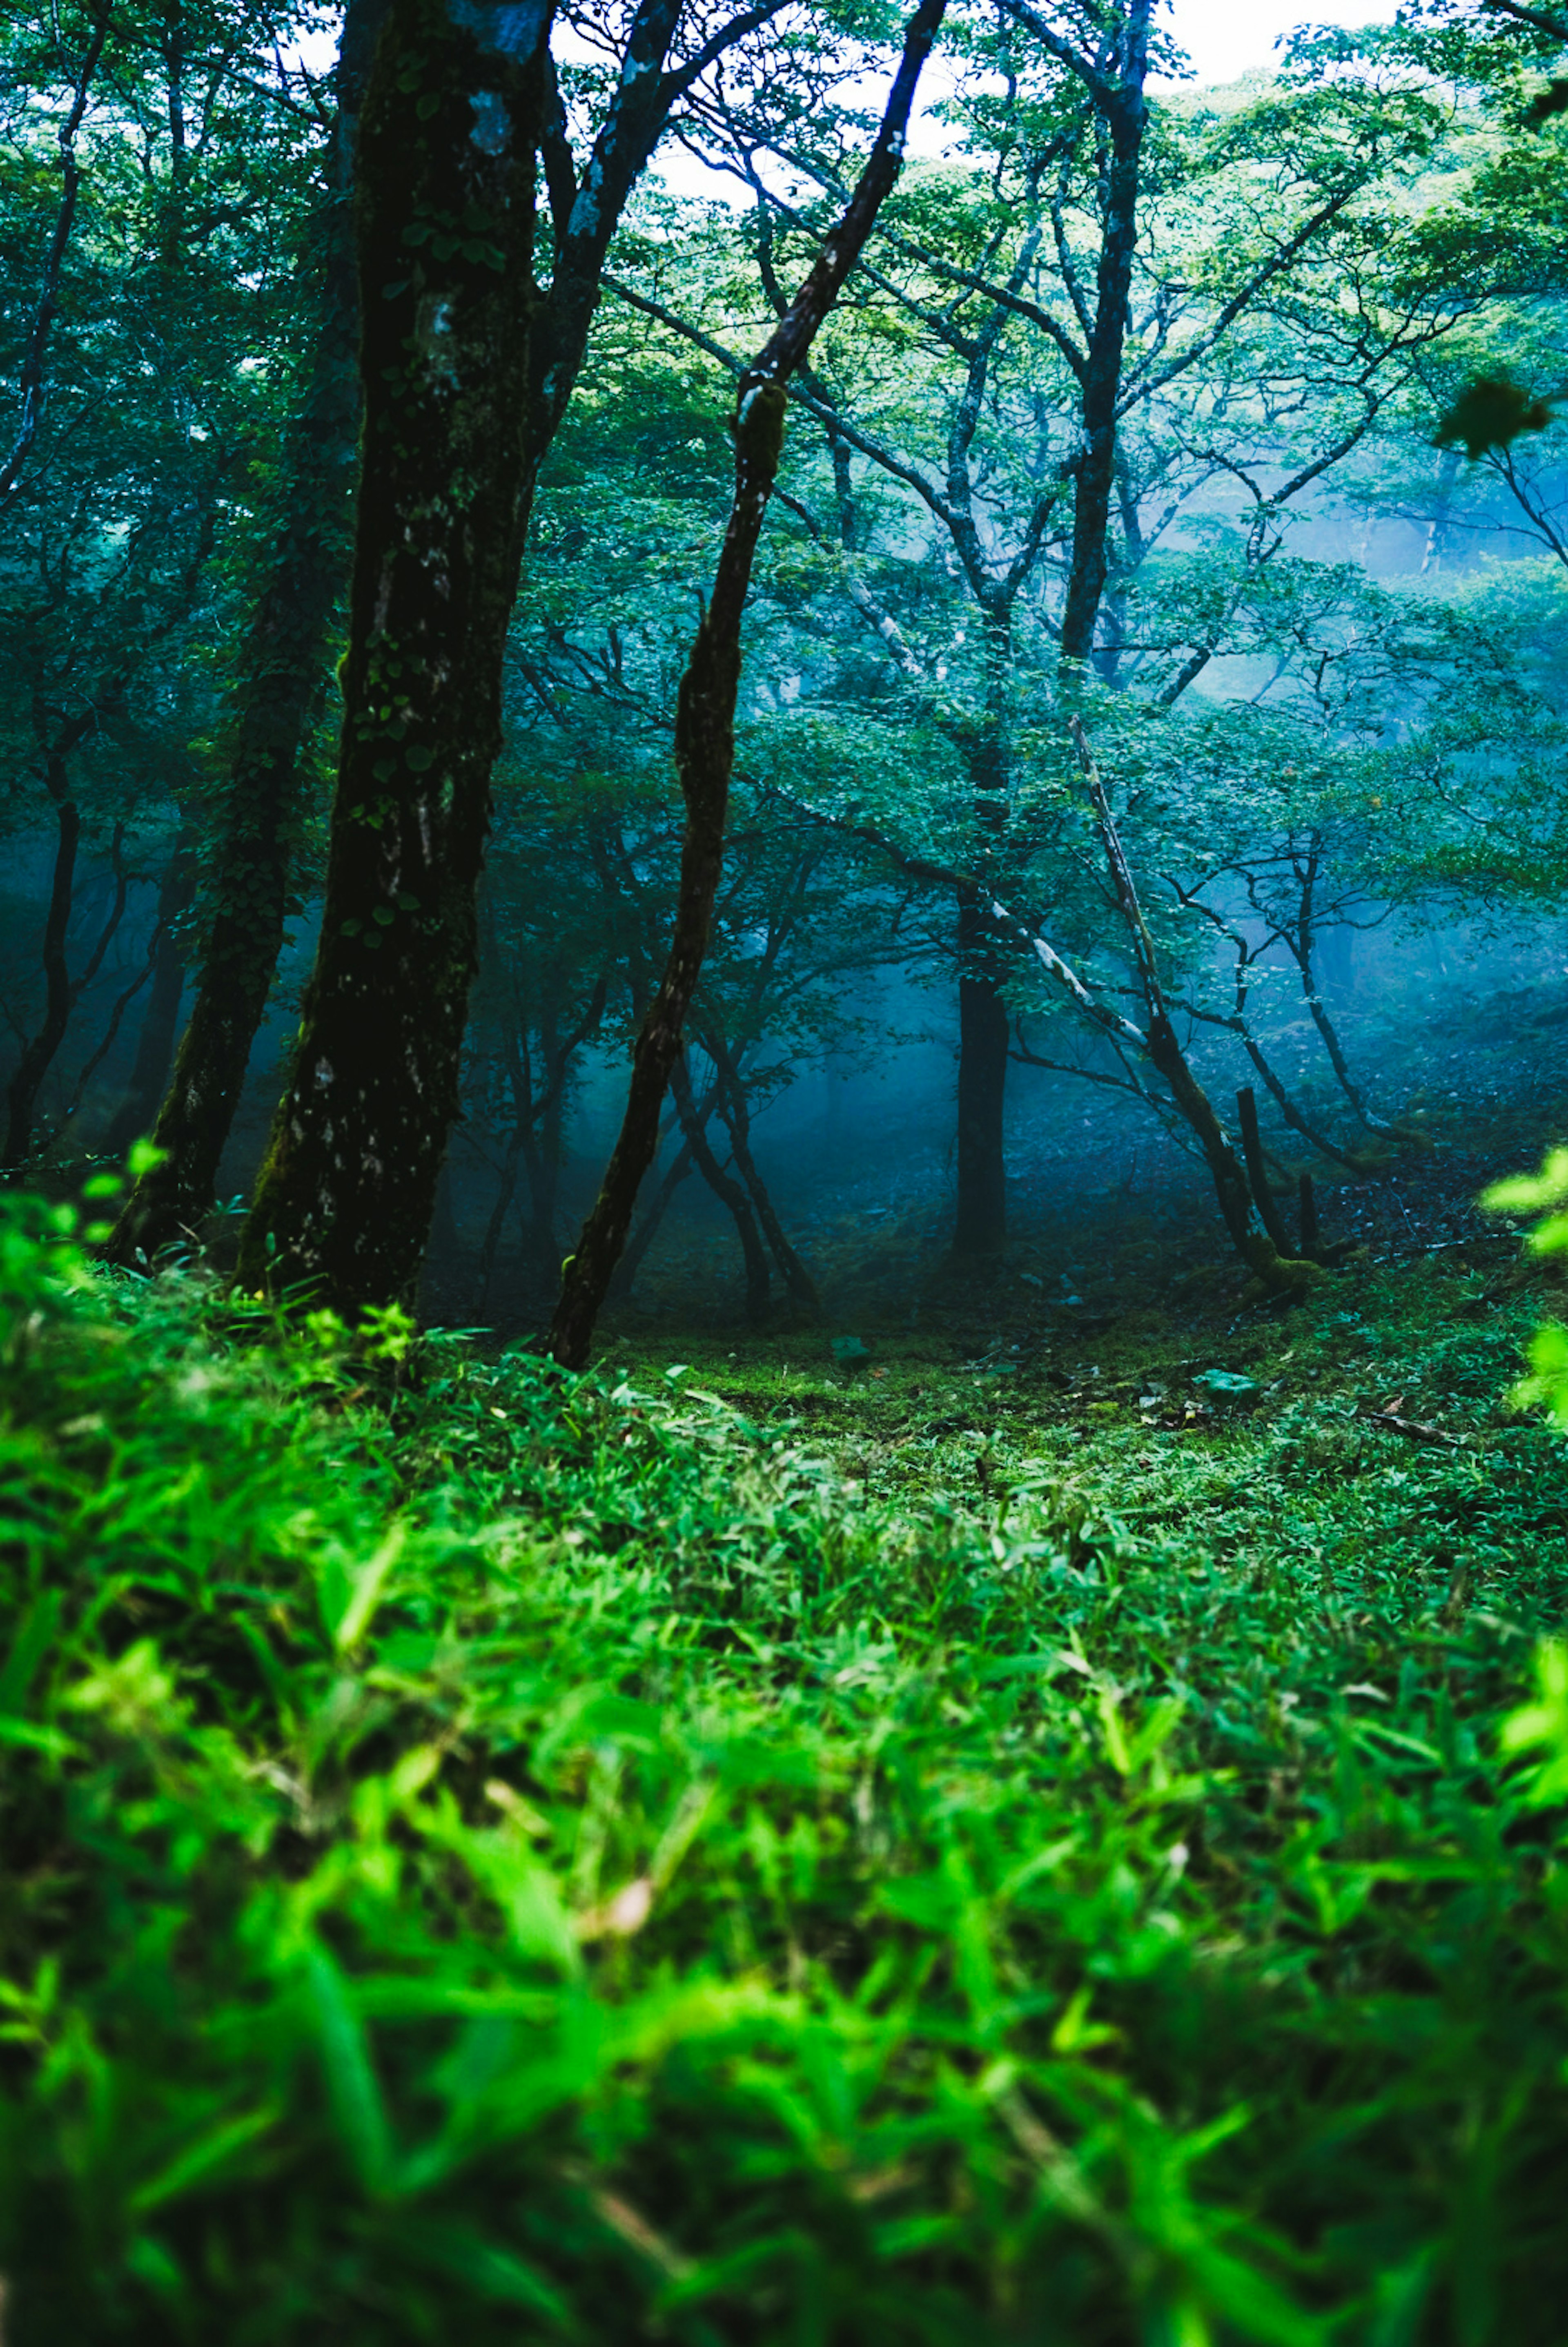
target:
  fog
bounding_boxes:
[5,389,1566,1336]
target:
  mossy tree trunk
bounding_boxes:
[236,0,557,1305]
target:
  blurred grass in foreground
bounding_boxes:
[2,1187,1568,2342]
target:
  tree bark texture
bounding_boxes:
[236,0,556,1307]
[110,0,386,1263]
[547,0,947,1369]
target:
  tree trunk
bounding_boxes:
[671,1056,770,1325]
[1236,1084,1298,1260]
[547,0,945,1368]
[109,0,385,1263]
[706,1028,820,1312]
[1068,718,1312,1294]
[236,0,555,1308]
[1057,0,1150,667]
[607,1136,693,1301]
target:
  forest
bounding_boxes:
[3,0,1568,2334]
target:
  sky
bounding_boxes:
[645,0,1408,200]
[1158,0,1400,85]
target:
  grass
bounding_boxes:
[2,1185,1568,2343]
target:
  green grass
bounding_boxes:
[3,1189,1568,2343]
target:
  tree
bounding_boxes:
[0,0,325,1168]
[232,0,875,1310]
[548,0,947,1366]
[608,0,1461,1254]
[109,0,389,1262]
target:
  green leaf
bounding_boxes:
[307,1949,393,2194]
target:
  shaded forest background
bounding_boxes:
[3,0,1566,1339]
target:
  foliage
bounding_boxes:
[3,1186,1568,2339]
[1483,1146,1568,1421]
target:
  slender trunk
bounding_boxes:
[110,0,386,1264]
[102,826,198,1154]
[1058,0,1149,667]
[478,1011,534,1311]
[1236,1085,1298,1259]
[548,0,945,1368]
[671,1056,770,1325]
[764,777,1314,1290]
[236,0,555,1307]
[1419,446,1461,577]
[1069,719,1311,1293]
[478,1138,527,1313]
[1288,842,1399,1140]
[1237,1025,1369,1173]
[4,726,134,1166]
[1176,887,1370,1172]
[607,1136,693,1300]
[706,1031,820,1312]
[1144,1017,1301,1282]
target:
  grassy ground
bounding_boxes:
[2,1184,1568,2344]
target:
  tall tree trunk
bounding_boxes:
[109,0,385,1264]
[1057,0,1150,667]
[547,0,945,1368]
[236,0,556,1307]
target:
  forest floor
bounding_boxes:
[3,1129,1568,2342]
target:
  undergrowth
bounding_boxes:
[2,1191,1568,2343]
